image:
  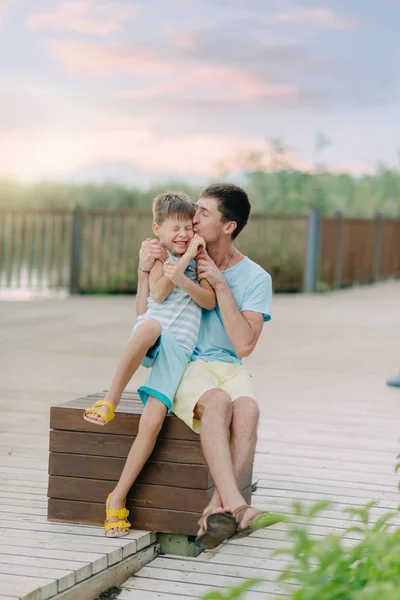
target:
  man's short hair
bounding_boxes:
[152,192,195,225]
[200,183,251,239]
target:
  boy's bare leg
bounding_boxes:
[87,319,161,423]
[198,396,259,533]
[107,396,167,535]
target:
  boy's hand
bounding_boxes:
[197,253,226,289]
[139,238,167,271]
[186,234,205,259]
[163,260,185,286]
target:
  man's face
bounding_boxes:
[193,197,225,244]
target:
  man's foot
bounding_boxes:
[230,504,282,540]
[105,492,131,537]
[195,508,236,550]
[83,399,116,426]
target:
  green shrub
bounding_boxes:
[202,459,400,599]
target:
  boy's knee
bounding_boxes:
[139,319,161,343]
[139,398,167,436]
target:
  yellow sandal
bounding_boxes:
[104,492,131,538]
[83,399,115,426]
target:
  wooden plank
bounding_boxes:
[0,563,75,594]
[48,499,201,534]
[48,476,210,512]
[0,553,91,584]
[52,544,158,600]
[133,565,284,596]
[49,430,207,464]
[120,576,272,598]
[0,545,107,575]
[0,535,124,566]
[50,403,200,441]
[48,486,251,534]
[140,555,283,583]
[48,477,253,513]
[48,453,213,488]
[0,573,56,600]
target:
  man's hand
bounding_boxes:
[186,234,206,260]
[196,253,226,289]
[163,260,185,286]
[139,238,167,272]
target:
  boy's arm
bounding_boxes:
[149,260,175,303]
[163,262,216,310]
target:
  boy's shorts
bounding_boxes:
[136,328,191,411]
[172,359,257,433]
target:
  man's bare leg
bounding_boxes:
[196,390,247,516]
[198,396,259,533]
[107,396,167,535]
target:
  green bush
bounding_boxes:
[201,459,400,599]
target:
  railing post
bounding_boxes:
[334,210,344,288]
[373,211,383,281]
[303,208,321,293]
[69,205,82,294]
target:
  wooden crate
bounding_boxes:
[47,391,253,536]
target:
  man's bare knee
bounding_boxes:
[232,397,259,435]
[195,389,232,422]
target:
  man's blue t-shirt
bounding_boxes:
[191,256,272,365]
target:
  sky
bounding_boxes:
[0,0,399,183]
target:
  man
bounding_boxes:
[137,183,273,548]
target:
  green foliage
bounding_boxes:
[201,460,400,599]
[275,500,400,599]
[2,135,400,216]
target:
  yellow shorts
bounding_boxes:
[172,359,257,433]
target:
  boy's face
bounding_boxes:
[153,217,194,256]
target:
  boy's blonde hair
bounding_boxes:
[152,192,195,225]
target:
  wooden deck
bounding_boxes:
[1,281,400,598]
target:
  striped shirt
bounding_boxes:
[135,252,201,355]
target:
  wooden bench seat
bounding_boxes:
[47,391,253,536]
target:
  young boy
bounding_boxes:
[83,192,216,537]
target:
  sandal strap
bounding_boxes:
[233,505,267,529]
[106,507,129,519]
[233,504,252,522]
[84,400,115,422]
[104,519,131,532]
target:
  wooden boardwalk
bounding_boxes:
[1,281,400,598]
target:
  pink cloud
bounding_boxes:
[163,26,196,49]
[27,1,139,35]
[274,8,362,30]
[47,40,173,76]
[122,66,297,104]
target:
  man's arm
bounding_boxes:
[136,238,167,317]
[214,284,264,357]
[197,254,264,357]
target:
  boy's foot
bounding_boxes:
[83,399,116,426]
[105,492,131,537]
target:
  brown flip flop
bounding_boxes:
[230,504,281,540]
[195,510,237,549]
